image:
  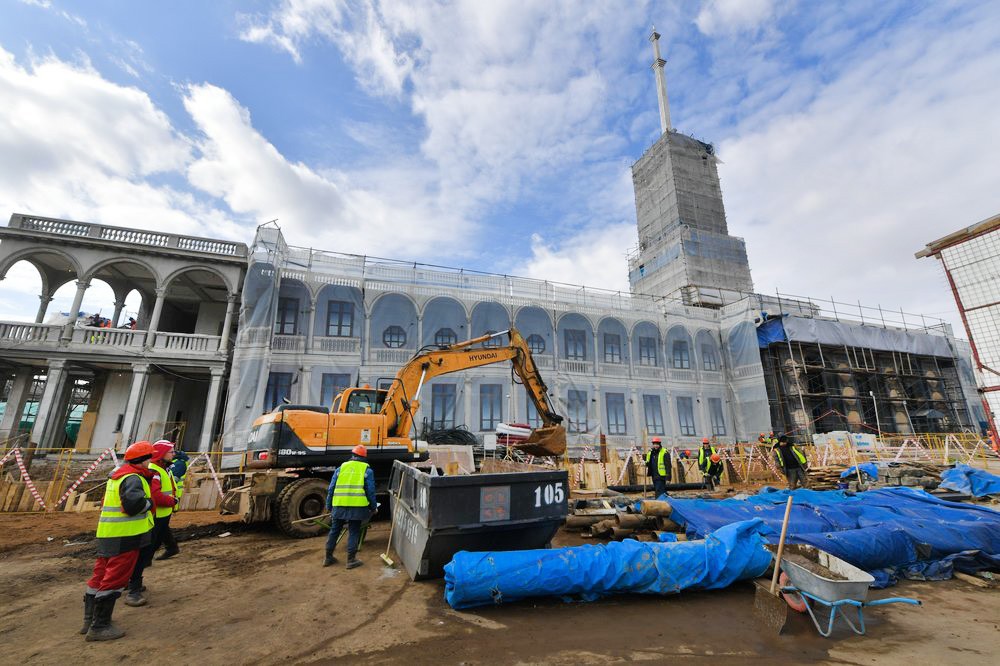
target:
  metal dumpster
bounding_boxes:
[388,460,568,580]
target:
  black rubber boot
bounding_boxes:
[346,556,363,570]
[124,580,147,607]
[85,595,125,642]
[79,593,96,635]
[156,548,180,561]
[323,551,337,567]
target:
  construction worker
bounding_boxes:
[644,437,671,497]
[774,435,810,490]
[81,441,155,641]
[124,441,177,606]
[697,438,723,489]
[324,445,376,569]
[157,446,189,560]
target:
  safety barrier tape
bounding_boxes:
[615,446,641,486]
[0,446,17,467]
[52,447,116,511]
[12,448,47,511]
[186,453,225,500]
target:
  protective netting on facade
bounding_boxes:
[220,226,774,454]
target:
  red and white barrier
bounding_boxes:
[186,453,225,500]
[52,447,117,511]
[12,448,47,511]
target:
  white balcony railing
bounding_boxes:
[598,362,630,378]
[668,368,697,382]
[272,334,305,352]
[633,365,665,380]
[372,348,413,364]
[0,322,61,345]
[153,332,221,353]
[561,359,594,375]
[71,327,144,348]
[314,336,360,354]
[533,355,554,369]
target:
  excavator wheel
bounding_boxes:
[273,478,329,538]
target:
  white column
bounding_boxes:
[29,359,69,448]
[198,367,226,452]
[464,377,474,431]
[219,293,237,352]
[119,364,151,446]
[61,279,90,340]
[0,371,33,441]
[304,302,317,353]
[35,292,54,324]
[298,366,313,404]
[144,288,166,347]
[111,300,126,327]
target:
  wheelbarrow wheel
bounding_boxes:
[780,572,808,613]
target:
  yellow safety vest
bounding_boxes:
[698,446,718,472]
[175,472,184,501]
[96,473,154,538]
[150,462,176,518]
[775,445,808,468]
[645,448,669,476]
[332,460,370,508]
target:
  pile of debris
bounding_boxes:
[808,462,947,492]
[565,494,687,542]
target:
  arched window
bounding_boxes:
[527,334,546,354]
[383,325,406,348]
[434,328,457,346]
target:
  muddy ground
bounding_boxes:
[0,511,997,665]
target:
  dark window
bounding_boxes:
[383,325,406,348]
[672,340,690,369]
[479,384,502,431]
[564,329,587,360]
[567,389,588,433]
[434,328,458,346]
[639,336,658,366]
[264,372,293,410]
[527,334,546,354]
[274,297,299,335]
[676,397,696,436]
[606,393,627,435]
[643,395,665,435]
[483,330,502,348]
[525,393,541,428]
[431,384,457,429]
[320,373,351,407]
[325,301,353,337]
[702,344,718,371]
[709,398,726,436]
[603,333,622,363]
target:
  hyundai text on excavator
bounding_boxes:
[221,328,566,536]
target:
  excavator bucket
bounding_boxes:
[512,424,567,457]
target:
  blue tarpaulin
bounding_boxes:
[443,520,772,610]
[756,317,787,348]
[840,463,879,480]
[664,487,1000,588]
[939,464,1000,497]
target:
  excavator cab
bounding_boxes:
[333,387,387,415]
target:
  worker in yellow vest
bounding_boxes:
[644,437,671,497]
[774,435,810,490]
[124,441,177,606]
[698,438,723,489]
[81,441,155,641]
[324,445,376,569]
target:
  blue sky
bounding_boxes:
[0,0,998,333]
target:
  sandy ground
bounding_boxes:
[0,512,998,665]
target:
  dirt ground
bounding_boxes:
[1,512,998,665]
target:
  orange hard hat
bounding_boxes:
[710,453,721,463]
[651,437,662,444]
[352,444,367,457]
[702,438,710,444]
[124,440,154,462]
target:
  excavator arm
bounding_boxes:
[380,327,566,456]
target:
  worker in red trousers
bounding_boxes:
[81,441,155,641]
[124,441,178,607]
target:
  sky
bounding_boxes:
[0,0,998,333]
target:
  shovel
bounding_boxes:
[753,495,794,634]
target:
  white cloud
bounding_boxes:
[717,2,1000,330]
[523,222,635,293]
[695,0,786,36]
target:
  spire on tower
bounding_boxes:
[649,28,671,133]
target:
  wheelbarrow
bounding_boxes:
[778,545,921,637]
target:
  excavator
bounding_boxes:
[222,327,566,536]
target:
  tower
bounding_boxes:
[628,30,753,306]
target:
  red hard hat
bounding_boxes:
[702,438,710,444]
[352,444,367,457]
[124,441,154,462]
[710,453,721,463]
[152,441,174,461]
[651,437,662,444]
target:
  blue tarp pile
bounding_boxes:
[840,463,879,480]
[443,520,772,610]
[663,487,1000,587]
[939,464,1000,497]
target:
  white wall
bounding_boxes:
[90,371,132,452]
[195,302,226,336]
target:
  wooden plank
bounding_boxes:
[953,572,996,588]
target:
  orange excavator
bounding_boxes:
[224,328,566,536]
